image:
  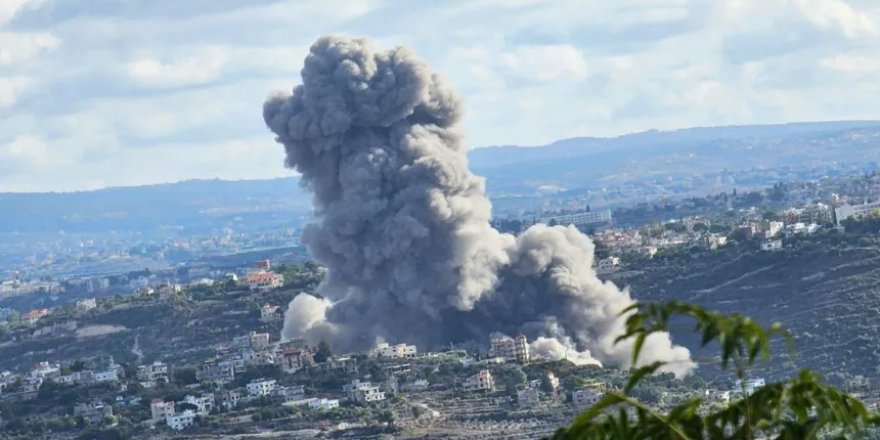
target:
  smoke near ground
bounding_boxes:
[264,36,695,376]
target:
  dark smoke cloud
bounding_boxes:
[265,36,694,376]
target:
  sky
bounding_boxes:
[2,0,880,192]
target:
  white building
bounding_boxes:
[180,393,214,415]
[94,369,119,383]
[246,271,284,292]
[761,239,783,251]
[260,304,279,321]
[375,342,418,359]
[137,361,169,386]
[247,379,277,397]
[151,400,175,422]
[573,388,603,406]
[488,333,530,363]
[462,370,495,392]
[765,221,784,238]
[166,410,196,431]
[76,298,97,312]
[517,387,539,406]
[308,398,340,410]
[836,201,880,225]
[344,380,386,403]
[734,378,766,395]
[596,256,621,273]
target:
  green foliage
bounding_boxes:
[551,301,877,439]
[315,340,332,363]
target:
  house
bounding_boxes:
[374,342,418,359]
[274,385,305,402]
[219,389,243,410]
[761,239,783,251]
[572,388,603,406]
[151,400,175,422]
[765,221,784,238]
[836,201,880,225]
[734,378,766,395]
[462,370,495,392]
[196,364,235,385]
[596,256,621,272]
[166,410,196,431]
[344,380,386,403]
[308,398,340,410]
[30,361,60,381]
[280,348,314,374]
[233,331,270,351]
[488,333,530,363]
[246,271,284,292]
[180,393,214,415]
[260,304,279,321]
[247,379,277,397]
[73,402,113,424]
[76,298,97,312]
[22,309,50,325]
[517,386,539,406]
[136,361,169,386]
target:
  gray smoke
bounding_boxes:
[264,36,695,377]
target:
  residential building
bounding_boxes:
[220,389,243,410]
[344,380,386,403]
[375,342,418,359]
[761,239,783,251]
[166,410,196,431]
[734,378,766,395]
[76,298,97,312]
[233,331,270,351]
[462,370,495,392]
[765,221,784,238]
[573,388,603,406]
[517,386,539,406]
[136,361,169,386]
[151,400,175,422]
[73,402,113,424]
[247,379,277,397]
[538,209,613,230]
[260,304,279,321]
[22,309,50,325]
[274,385,305,402]
[836,201,880,225]
[488,333,530,363]
[280,348,314,374]
[596,256,621,273]
[246,271,284,292]
[308,398,340,410]
[30,361,60,381]
[255,259,272,271]
[180,393,214,415]
[196,363,235,385]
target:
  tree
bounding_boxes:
[551,301,876,439]
[315,340,332,363]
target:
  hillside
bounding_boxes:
[610,231,880,380]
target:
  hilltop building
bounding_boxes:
[489,333,530,363]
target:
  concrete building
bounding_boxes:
[74,402,113,424]
[489,333,530,364]
[517,387,539,406]
[734,378,766,395]
[22,309,50,325]
[260,304,279,321]
[180,393,214,415]
[540,209,613,230]
[280,348,314,374]
[761,239,783,251]
[573,388,603,406]
[596,256,621,273]
[375,342,418,359]
[308,398,340,410]
[136,361,169,386]
[76,298,97,312]
[247,379,277,397]
[462,370,495,392]
[344,380,386,403]
[151,400,175,422]
[835,201,880,225]
[196,363,235,385]
[274,385,306,402]
[246,271,284,292]
[166,410,196,431]
[765,221,784,238]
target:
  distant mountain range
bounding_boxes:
[3,120,880,235]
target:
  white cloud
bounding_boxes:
[794,0,878,38]
[0,0,44,25]
[0,135,48,168]
[127,46,229,89]
[0,32,59,66]
[0,76,31,108]
[501,44,589,81]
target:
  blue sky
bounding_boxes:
[2,0,880,192]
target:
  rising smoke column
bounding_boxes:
[264,36,695,376]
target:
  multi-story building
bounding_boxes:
[572,388,603,406]
[196,363,235,385]
[180,393,214,415]
[488,333,530,363]
[136,361,169,386]
[74,402,113,424]
[835,200,880,225]
[150,400,175,422]
[374,342,418,359]
[76,298,97,312]
[517,386,539,406]
[260,304,279,321]
[22,309,50,325]
[166,410,196,431]
[344,380,386,403]
[308,398,340,410]
[246,271,284,292]
[247,379,277,397]
[462,370,495,392]
[280,348,314,374]
[535,209,613,231]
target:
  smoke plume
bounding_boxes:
[264,36,695,376]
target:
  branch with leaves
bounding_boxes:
[551,301,878,439]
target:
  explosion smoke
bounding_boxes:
[264,36,695,376]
